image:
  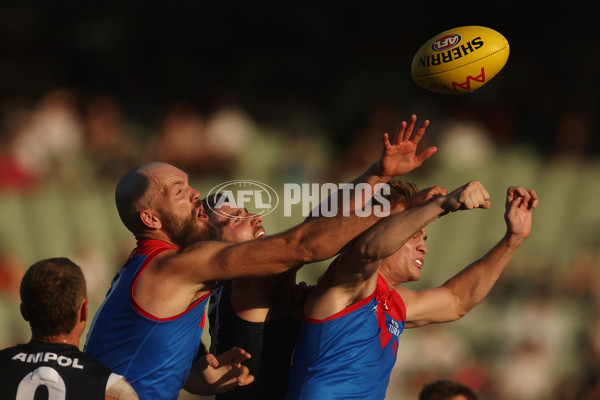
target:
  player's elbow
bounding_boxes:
[285,230,319,264]
[297,242,316,265]
[442,288,472,322]
[357,240,385,264]
[453,297,478,321]
[453,306,469,321]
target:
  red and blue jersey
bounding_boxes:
[286,274,406,400]
[84,239,209,400]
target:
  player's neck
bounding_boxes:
[378,271,394,288]
[136,231,178,247]
[34,333,80,348]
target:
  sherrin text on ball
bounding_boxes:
[411,26,509,94]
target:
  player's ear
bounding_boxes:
[80,299,89,323]
[140,209,162,230]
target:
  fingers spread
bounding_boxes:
[411,119,430,144]
[416,146,438,163]
[382,132,391,149]
[402,114,417,141]
[395,121,408,143]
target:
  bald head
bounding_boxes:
[115,162,174,234]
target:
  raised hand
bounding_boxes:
[376,114,438,178]
[504,186,538,242]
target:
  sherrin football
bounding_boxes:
[411,26,509,94]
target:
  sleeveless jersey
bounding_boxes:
[84,239,210,400]
[208,281,300,400]
[286,274,406,400]
[0,340,114,400]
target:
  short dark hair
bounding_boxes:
[419,380,478,400]
[202,194,230,225]
[20,257,86,338]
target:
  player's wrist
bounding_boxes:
[502,232,526,248]
[368,163,392,183]
[437,195,455,216]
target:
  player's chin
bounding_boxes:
[195,220,221,241]
[410,269,422,282]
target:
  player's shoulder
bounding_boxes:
[180,239,235,254]
[0,342,34,356]
[392,285,412,299]
[0,344,19,359]
[159,239,234,265]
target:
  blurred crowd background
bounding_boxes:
[1,2,599,399]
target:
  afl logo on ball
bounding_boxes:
[432,34,461,51]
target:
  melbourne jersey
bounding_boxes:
[209,281,300,400]
[0,340,115,400]
[286,274,406,400]
[84,239,210,400]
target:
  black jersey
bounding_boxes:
[0,340,113,400]
[208,281,300,400]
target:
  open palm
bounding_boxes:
[377,114,437,177]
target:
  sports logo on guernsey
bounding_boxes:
[11,352,84,369]
[432,34,461,51]
[376,302,401,355]
[387,320,402,338]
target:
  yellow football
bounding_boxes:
[411,26,509,94]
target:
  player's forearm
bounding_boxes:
[297,210,385,263]
[204,199,413,280]
[349,162,399,210]
[212,211,387,279]
[304,193,431,263]
[304,163,389,223]
[442,234,523,317]
[359,196,445,262]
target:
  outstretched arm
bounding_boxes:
[140,197,410,318]
[398,186,538,328]
[337,180,491,283]
[158,196,407,288]
[335,185,447,282]
[305,181,491,319]
[356,181,492,266]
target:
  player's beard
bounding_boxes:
[160,208,220,247]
